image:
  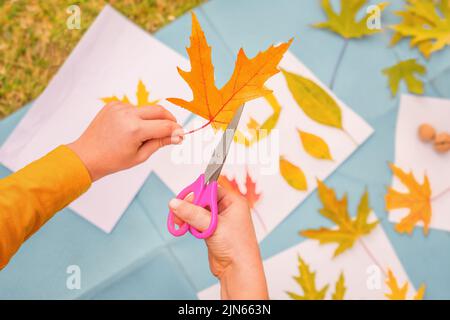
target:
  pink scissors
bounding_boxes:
[167,104,244,239]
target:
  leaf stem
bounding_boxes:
[342,127,359,147]
[431,186,450,203]
[252,207,268,233]
[330,39,349,90]
[358,238,387,278]
[183,119,213,135]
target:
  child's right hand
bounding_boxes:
[169,187,269,300]
[68,102,183,181]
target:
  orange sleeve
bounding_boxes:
[0,145,91,269]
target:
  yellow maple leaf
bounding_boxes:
[301,181,379,257]
[385,164,432,235]
[390,0,450,58]
[385,269,426,300]
[287,256,329,300]
[332,273,346,300]
[382,59,426,97]
[102,80,158,107]
[314,0,389,39]
[167,12,292,130]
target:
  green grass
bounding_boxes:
[0,0,205,118]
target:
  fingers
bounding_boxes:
[172,193,194,226]
[138,119,183,140]
[137,105,177,122]
[217,186,247,212]
[168,198,211,231]
[136,135,182,163]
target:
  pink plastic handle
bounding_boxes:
[167,174,218,239]
[167,175,204,236]
[189,181,218,239]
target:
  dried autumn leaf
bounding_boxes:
[102,95,130,104]
[233,92,282,147]
[385,164,432,235]
[382,59,426,97]
[332,272,346,300]
[219,171,268,232]
[281,69,342,129]
[390,0,450,58]
[167,12,292,130]
[301,181,379,257]
[385,269,426,300]
[414,284,426,300]
[314,0,389,39]
[287,256,329,300]
[279,156,308,191]
[298,129,333,160]
[218,171,261,209]
[102,80,158,107]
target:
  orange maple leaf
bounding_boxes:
[167,12,292,130]
[218,171,261,209]
[385,164,432,235]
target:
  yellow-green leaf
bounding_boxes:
[281,69,342,129]
[298,129,333,160]
[382,59,426,97]
[314,0,389,39]
[287,256,329,300]
[385,269,426,300]
[300,181,379,257]
[332,273,346,300]
[390,0,450,58]
[279,156,308,191]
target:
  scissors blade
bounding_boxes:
[204,104,244,183]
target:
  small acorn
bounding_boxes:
[434,132,450,154]
[418,124,436,142]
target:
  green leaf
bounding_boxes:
[314,0,389,39]
[282,69,342,129]
[300,181,379,257]
[287,256,329,300]
[390,0,450,58]
[382,59,426,97]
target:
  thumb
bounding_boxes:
[169,198,211,231]
[136,135,182,163]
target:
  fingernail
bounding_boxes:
[169,198,182,210]
[172,136,182,144]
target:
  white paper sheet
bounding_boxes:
[0,5,191,233]
[198,213,418,300]
[152,51,374,241]
[389,95,450,232]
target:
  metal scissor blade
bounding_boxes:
[204,104,245,183]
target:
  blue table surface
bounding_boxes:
[0,0,449,299]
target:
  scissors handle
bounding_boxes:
[167,174,219,239]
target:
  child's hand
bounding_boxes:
[68,102,183,181]
[169,187,269,300]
